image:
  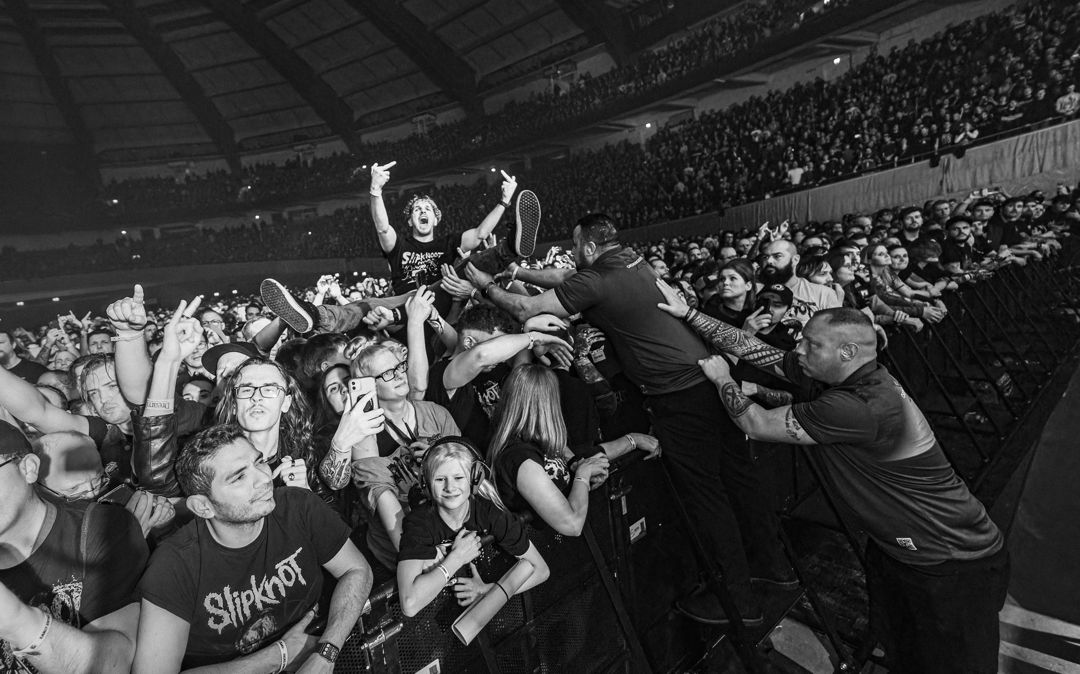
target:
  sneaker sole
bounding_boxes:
[673,599,765,628]
[514,190,541,258]
[260,279,313,333]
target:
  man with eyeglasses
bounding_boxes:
[0,420,148,674]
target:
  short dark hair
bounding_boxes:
[177,424,247,497]
[814,306,874,331]
[946,215,972,229]
[898,206,922,221]
[456,303,519,336]
[87,327,114,342]
[575,213,620,247]
[299,333,347,382]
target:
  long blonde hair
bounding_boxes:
[488,364,567,468]
[422,437,507,511]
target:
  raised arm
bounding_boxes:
[405,287,436,400]
[368,161,398,254]
[459,171,516,253]
[442,332,568,392]
[0,359,88,434]
[106,284,154,405]
[319,401,383,490]
[654,279,787,375]
[463,263,569,323]
[495,262,575,289]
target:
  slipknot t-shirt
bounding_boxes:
[385,234,456,294]
[138,488,350,668]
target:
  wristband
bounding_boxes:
[144,399,174,411]
[275,640,288,673]
[12,609,52,658]
[574,477,590,485]
[683,307,698,323]
[436,563,452,584]
[510,267,520,283]
[625,434,637,451]
[369,189,383,198]
[494,582,511,601]
[481,281,497,298]
[499,199,510,209]
[111,331,144,343]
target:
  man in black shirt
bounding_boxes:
[135,424,373,672]
[465,213,790,627]
[660,299,1007,674]
[0,421,147,674]
[939,215,978,274]
[0,331,46,384]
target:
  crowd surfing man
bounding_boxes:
[657,284,1007,674]
[464,212,791,626]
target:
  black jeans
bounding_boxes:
[866,542,1009,674]
[647,380,787,611]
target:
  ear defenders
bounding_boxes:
[418,435,489,497]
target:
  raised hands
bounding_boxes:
[106,284,149,333]
[499,170,518,204]
[440,264,476,300]
[370,161,397,194]
[405,286,437,325]
[159,296,204,363]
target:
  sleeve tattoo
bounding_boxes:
[755,386,794,408]
[719,381,755,418]
[686,309,786,368]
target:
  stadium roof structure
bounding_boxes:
[0,0,646,170]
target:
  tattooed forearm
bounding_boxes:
[720,381,755,418]
[784,408,804,441]
[755,386,794,408]
[686,309,786,368]
[319,448,352,490]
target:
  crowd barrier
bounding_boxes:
[318,247,1080,674]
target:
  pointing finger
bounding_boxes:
[133,284,145,305]
[500,170,514,182]
[379,161,397,170]
[169,300,187,326]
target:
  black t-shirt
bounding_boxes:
[493,440,571,520]
[940,239,975,269]
[83,416,133,486]
[7,359,47,384]
[700,298,752,328]
[425,358,510,449]
[398,497,530,567]
[385,234,456,294]
[782,353,1003,566]
[987,216,1024,248]
[554,247,710,396]
[137,488,350,669]
[911,262,947,284]
[1,501,147,673]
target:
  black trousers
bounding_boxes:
[647,380,787,610]
[866,542,1009,674]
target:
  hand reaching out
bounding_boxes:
[499,170,517,204]
[370,161,397,193]
[441,264,476,300]
[106,284,149,333]
[159,296,204,362]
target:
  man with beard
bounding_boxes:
[133,424,372,672]
[464,213,791,627]
[896,207,936,247]
[759,240,840,329]
[987,197,1046,262]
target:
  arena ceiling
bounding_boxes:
[0,0,642,168]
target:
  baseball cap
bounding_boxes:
[202,342,260,379]
[758,284,794,307]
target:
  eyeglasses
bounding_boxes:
[234,384,287,399]
[201,319,225,326]
[374,361,408,383]
[38,472,109,503]
[0,454,22,471]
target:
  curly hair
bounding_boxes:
[402,195,442,223]
[215,357,317,485]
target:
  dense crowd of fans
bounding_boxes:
[0,164,1071,671]
[2,0,1077,281]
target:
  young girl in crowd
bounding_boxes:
[396,438,549,616]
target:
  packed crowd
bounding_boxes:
[0,156,1073,671]
[4,0,1077,281]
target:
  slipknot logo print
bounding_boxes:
[203,548,307,634]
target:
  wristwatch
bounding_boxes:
[315,641,340,664]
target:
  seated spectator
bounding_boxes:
[0,420,148,674]
[134,424,373,672]
[396,438,549,616]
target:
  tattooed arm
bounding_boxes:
[700,356,816,445]
[741,381,795,408]
[656,279,788,378]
